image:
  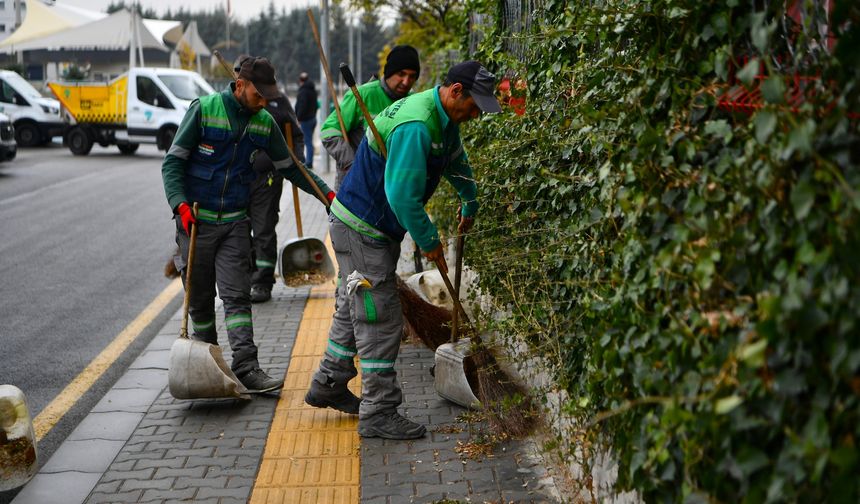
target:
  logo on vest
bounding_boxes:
[198,143,215,156]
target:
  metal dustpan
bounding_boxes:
[279,235,336,282]
[169,339,249,399]
[433,235,482,409]
[167,203,250,400]
[278,123,335,286]
[277,189,335,283]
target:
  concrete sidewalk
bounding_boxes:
[11,169,564,503]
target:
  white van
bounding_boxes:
[0,70,64,147]
[49,67,215,155]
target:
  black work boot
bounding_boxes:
[358,411,426,440]
[250,285,272,303]
[304,379,361,415]
[240,368,284,393]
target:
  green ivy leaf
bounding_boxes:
[705,120,732,142]
[737,58,759,86]
[715,395,743,414]
[791,182,815,221]
[786,120,815,156]
[739,339,768,367]
[761,76,786,104]
[754,110,777,143]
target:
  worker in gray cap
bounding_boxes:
[305,61,501,439]
[162,56,334,393]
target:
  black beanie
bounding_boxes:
[383,45,420,79]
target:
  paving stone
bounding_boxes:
[139,487,197,502]
[120,478,175,491]
[87,490,144,503]
[196,486,250,500]
[153,466,208,479]
[100,468,155,482]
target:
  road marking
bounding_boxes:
[32,278,183,440]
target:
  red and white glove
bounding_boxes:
[177,202,196,236]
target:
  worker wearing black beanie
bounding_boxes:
[383,45,421,80]
[319,44,420,190]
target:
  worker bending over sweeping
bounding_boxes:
[305,61,502,439]
[162,56,334,393]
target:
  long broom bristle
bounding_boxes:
[396,277,452,351]
[469,346,535,438]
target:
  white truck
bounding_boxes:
[0,70,64,147]
[48,67,215,155]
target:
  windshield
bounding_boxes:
[2,72,43,100]
[157,74,214,101]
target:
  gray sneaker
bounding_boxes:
[358,411,426,440]
[240,368,283,393]
[304,380,360,414]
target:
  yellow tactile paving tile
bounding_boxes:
[250,235,361,504]
[252,487,358,504]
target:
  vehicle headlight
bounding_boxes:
[40,104,50,113]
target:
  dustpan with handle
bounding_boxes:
[433,233,481,409]
[168,203,250,400]
[278,122,335,283]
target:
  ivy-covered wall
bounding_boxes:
[448,0,859,501]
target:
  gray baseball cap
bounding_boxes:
[446,61,502,113]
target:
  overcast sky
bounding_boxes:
[60,0,324,21]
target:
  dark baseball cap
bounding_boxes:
[236,56,279,101]
[446,61,501,113]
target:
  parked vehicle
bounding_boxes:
[48,67,215,156]
[0,70,64,147]
[0,112,17,162]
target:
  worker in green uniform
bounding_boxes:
[305,61,501,438]
[162,56,334,393]
[320,44,420,190]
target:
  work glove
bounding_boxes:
[177,202,196,236]
[327,191,335,203]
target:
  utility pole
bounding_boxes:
[356,14,362,84]
[320,0,330,173]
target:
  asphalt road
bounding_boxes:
[0,142,182,499]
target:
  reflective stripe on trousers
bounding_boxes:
[312,213,404,418]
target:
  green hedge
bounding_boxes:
[453,0,859,501]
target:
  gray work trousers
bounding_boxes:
[248,170,284,288]
[312,214,404,418]
[174,216,259,378]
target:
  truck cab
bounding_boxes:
[0,70,64,147]
[50,67,215,155]
[124,67,215,151]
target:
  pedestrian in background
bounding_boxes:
[319,44,420,190]
[248,84,306,304]
[162,56,334,393]
[305,61,501,439]
[295,72,318,169]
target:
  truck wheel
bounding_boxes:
[118,143,139,155]
[14,122,41,148]
[68,126,93,156]
[158,126,176,151]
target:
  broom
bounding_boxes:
[434,237,534,438]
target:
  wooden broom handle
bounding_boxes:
[285,122,304,238]
[180,202,199,339]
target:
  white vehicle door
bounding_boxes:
[127,74,175,142]
[0,77,27,120]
